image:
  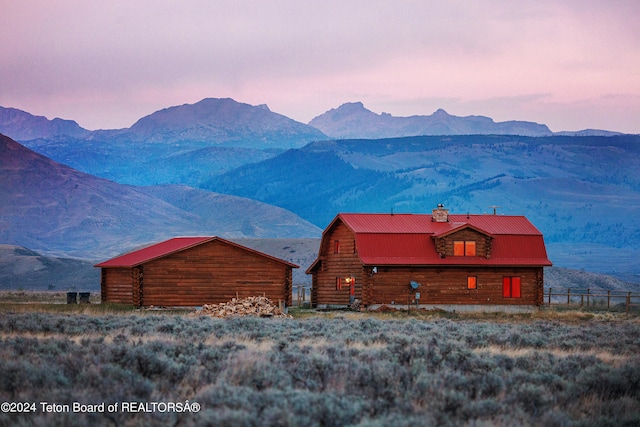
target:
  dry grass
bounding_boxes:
[0,290,85,303]
[0,291,195,315]
[288,306,639,324]
[3,290,639,323]
[474,345,630,367]
[0,301,141,315]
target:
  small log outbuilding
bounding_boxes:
[96,236,298,307]
[307,206,552,311]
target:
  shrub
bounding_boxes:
[0,312,639,426]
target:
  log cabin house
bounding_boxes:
[96,236,298,307]
[306,206,552,312]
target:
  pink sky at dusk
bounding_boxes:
[1,0,639,133]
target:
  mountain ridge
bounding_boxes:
[2,98,327,186]
[0,106,90,140]
[122,98,327,148]
[0,133,320,259]
[308,102,623,139]
[203,134,640,278]
[1,99,627,145]
[0,98,327,149]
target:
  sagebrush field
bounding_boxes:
[0,300,639,426]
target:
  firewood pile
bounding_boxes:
[350,299,362,311]
[196,296,292,318]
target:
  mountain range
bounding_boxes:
[2,99,624,187]
[0,98,638,286]
[0,106,90,140]
[309,102,556,139]
[2,98,327,186]
[0,133,320,259]
[203,134,640,281]
[116,98,327,147]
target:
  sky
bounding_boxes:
[1,0,639,133]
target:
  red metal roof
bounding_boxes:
[319,213,552,268]
[448,214,543,235]
[338,213,543,236]
[95,236,299,268]
[333,214,433,233]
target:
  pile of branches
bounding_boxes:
[196,296,292,318]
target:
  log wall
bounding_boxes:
[313,223,364,306]
[101,268,134,304]
[139,240,292,307]
[371,266,543,306]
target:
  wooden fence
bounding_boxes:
[544,288,640,313]
[293,285,312,307]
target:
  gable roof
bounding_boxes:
[95,236,299,268]
[431,222,494,238]
[309,213,551,270]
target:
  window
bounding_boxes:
[334,240,340,254]
[336,277,354,291]
[502,276,521,298]
[467,276,477,290]
[465,241,476,256]
[454,241,476,256]
[454,241,464,256]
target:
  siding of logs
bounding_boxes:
[101,240,294,307]
[311,221,542,307]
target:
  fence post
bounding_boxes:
[567,288,571,305]
[587,289,590,307]
[548,288,552,305]
[607,290,611,309]
[627,292,631,315]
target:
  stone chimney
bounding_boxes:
[432,204,449,222]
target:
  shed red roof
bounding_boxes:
[95,236,299,268]
[310,213,552,270]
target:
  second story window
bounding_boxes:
[454,241,476,256]
[334,240,340,254]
